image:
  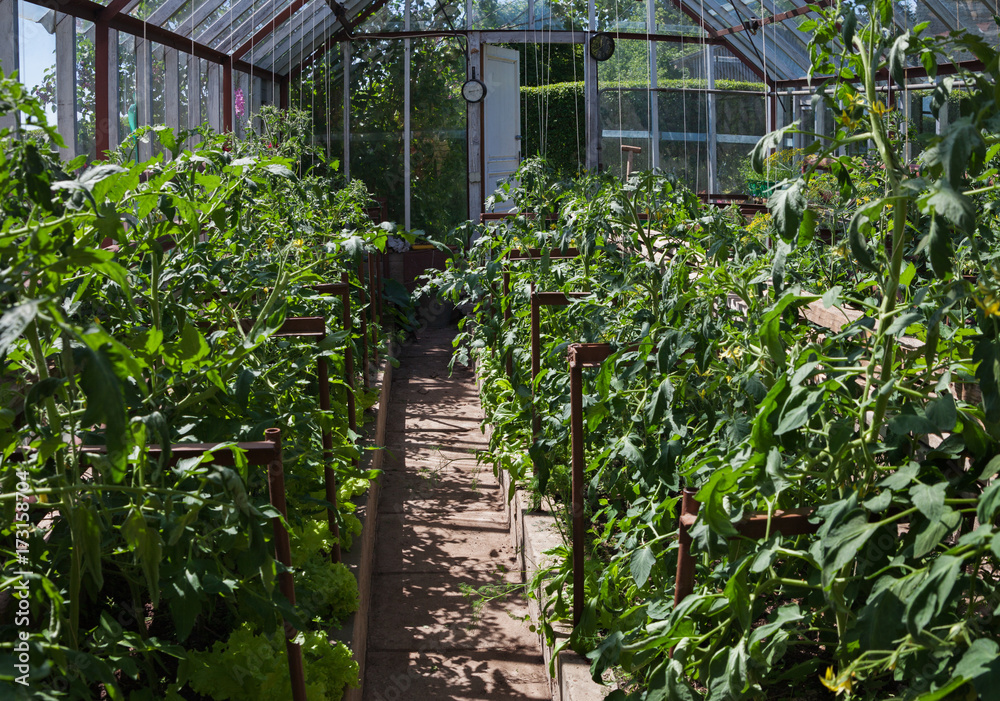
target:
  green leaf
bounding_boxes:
[75,342,129,481]
[899,262,916,287]
[587,630,623,681]
[750,125,796,174]
[921,180,976,234]
[696,467,744,537]
[910,482,947,522]
[922,117,986,185]
[71,503,105,590]
[880,462,920,491]
[978,481,1000,523]
[797,208,816,247]
[924,217,954,277]
[888,32,911,86]
[647,379,673,424]
[887,310,921,337]
[630,546,656,589]
[122,509,164,604]
[263,163,294,178]
[905,555,962,638]
[955,638,1000,684]
[841,8,857,47]
[0,300,41,355]
[926,395,957,432]
[768,180,807,242]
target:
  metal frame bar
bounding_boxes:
[714,0,831,37]
[53,0,274,78]
[567,342,614,625]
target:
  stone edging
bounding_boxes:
[479,369,612,701]
[342,358,393,701]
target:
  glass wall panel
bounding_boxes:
[118,32,138,157]
[178,54,189,136]
[199,57,211,132]
[151,43,166,155]
[600,39,653,177]
[18,1,57,125]
[349,39,404,224]
[76,18,96,160]
[657,89,707,189]
[411,37,468,236]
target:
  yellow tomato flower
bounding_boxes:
[293,238,305,248]
[266,236,276,249]
[872,100,892,117]
[820,666,853,695]
[975,286,1000,317]
[840,109,858,130]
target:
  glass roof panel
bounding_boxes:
[257,4,331,70]
[468,0,529,29]
[411,0,466,31]
[279,13,337,73]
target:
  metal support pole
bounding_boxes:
[263,428,307,701]
[467,32,482,220]
[108,30,119,151]
[0,0,17,106]
[584,49,599,171]
[164,48,180,144]
[357,262,369,389]
[647,0,659,171]
[222,56,233,133]
[341,272,358,440]
[56,12,77,161]
[137,37,152,161]
[673,487,699,606]
[503,269,512,378]
[404,0,411,230]
[706,45,717,194]
[368,253,377,371]
[343,41,351,179]
[95,21,109,158]
[530,285,540,443]
[568,347,585,627]
[187,54,201,148]
[585,0,598,170]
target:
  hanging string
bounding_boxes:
[613,0,624,176]
[681,31,688,185]
[646,0,652,174]
[697,0,706,194]
[571,3,580,171]
[325,12,331,159]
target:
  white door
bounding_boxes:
[484,45,521,212]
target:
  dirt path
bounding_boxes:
[362,327,549,701]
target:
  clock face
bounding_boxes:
[462,79,487,103]
[589,32,616,61]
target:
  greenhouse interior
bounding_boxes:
[4,0,1000,698]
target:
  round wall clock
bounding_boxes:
[589,32,616,61]
[462,78,487,103]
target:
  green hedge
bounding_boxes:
[521,81,587,174]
